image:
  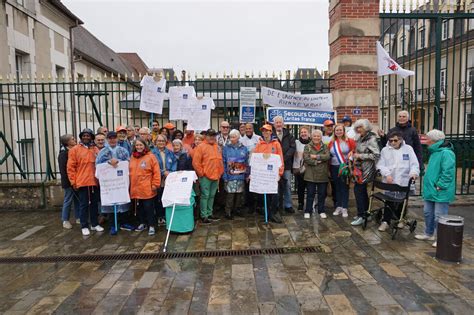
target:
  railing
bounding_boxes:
[0,75,331,182]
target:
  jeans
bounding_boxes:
[305,182,328,214]
[61,187,80,221]
[136,198,156,227]
[279,170,293,209]
[77,186,99,229]
[199,177,219,218]
[295,173,307,207]
[354,183,369,217]
[330,165,349,209]
[423,200,449,236]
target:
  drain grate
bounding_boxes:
[0,246,323,264]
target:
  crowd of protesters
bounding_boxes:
[59,112,456,247]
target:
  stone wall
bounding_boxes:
[0,182,63,211]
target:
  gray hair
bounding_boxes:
[172,139,183,147]
[139,127,150,134]
[353,119,373,132]
[398,110,410,119]
[229,129,241,138]
[273,115,284,123]
[156,134,167,142]
[426,129,445,142]
[60,134,74,147]
[311,129,323,137]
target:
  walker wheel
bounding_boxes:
[409,220,417,233]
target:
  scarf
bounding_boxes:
[132,148,149,158]
[299,137,310,145]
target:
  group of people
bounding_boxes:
[59,111,456,247]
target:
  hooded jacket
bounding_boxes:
[129,151,161,200]
[222,142,249,182]
[67,143,99,189]
[381,121,423,169]
[192,140,224,180]
[354,131,380,183]
[377,141,420,187]
[273,128,296,170]
[422,140,456,203]
[254,137,284,177]
[58,147,72,189]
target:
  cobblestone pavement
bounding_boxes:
[0,205,473,314]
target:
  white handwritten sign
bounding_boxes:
[249,153,282,194]
[95,161,130,206]
[169,86,197,121]
[161,171,197,207]
[262,86,333,110]
[186,96,215,131]
[140,75,167,114]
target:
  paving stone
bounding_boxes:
[324,294,356,314]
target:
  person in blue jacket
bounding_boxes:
[172,139,193,171]
[415,129,456,248]
[116,126,132,154]
[95,131,132,235]
[152,134,177,225]
[222,129,249,220]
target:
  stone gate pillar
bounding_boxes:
[329,0,380,125]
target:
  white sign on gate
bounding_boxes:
[139,75,167,114]
[262,86,333,110]
[95,161,130,206]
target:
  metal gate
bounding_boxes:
[379,0,474,194]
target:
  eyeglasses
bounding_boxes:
[221,126,229,129]
[388,139,400,143]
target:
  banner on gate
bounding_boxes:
[240,87,257,123]
[95,161,130,206]
[266,107,335,126]
[161,171,197,207]
[262,86,333,110]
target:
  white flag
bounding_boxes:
[376,41,414,79]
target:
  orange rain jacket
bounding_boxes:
[254,138,285,177]
[67,144,99,189]
[192,140,224,180]
[129,152,161,200]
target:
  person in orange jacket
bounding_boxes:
[192,128,224,224]
[129,138,161,236]
[67,128,104,236]
[253,124,284,223]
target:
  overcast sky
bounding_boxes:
[63,0,329,77]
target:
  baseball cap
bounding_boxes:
[342,116,352,123]
[107,131,118,138]
[164,122,175,130]
[206,128,218,136]
[260,124,273,132]
[115,125,127,132]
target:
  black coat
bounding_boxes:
[273,128,296,170]
[58,148,71,189]
[380,121,423,169]
[176,152,193,171]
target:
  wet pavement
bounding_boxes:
[0,203,474,314]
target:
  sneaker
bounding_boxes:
[110,226,118,236]
[415,234,435,241]
[285,207,295,214]
[397,221,405,229]
[201,218,211,225]
[378,221,389,232]
[304,213,310,219]
[135,224,146,231]
[120,224,135,231]
[81,228,90,236]
[148,227,155,236]
[351,217,364,226]
[333,207,342,216]
[208,215,220,222]
[63,221,72,229]
[157,218,166,226]
[341,208,348,218]
[91,225,104,232]
[75,218,81,224]
[432,241,437,248]
[298,204,304,211]
[320,213,327,219]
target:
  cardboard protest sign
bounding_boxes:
[95,161,130,206]
[262,86,333,110]
[161,171,197,207]
[139,75,167,114]
[249,153,281,194]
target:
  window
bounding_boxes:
[399,35,406,56]
[466,113,474,135]
[440,69,447,96]
[418,27,425,49]
[16,0,25,6]
[468,68,474,93]
[442,19,449,40]
[383,79,388,101]
[412,108,426,134]
[17,139,34,174]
